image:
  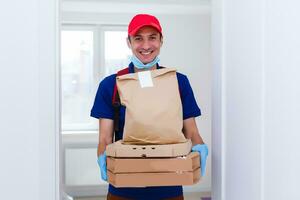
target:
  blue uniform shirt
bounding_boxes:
[91,62,201,199]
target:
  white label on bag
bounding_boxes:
[138,71,153,88]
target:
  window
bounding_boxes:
[104,30,131,77]
[61,25,131,133]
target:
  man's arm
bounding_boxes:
[97,118,114,157]
[183,117,204,145]
[183,117,208,176]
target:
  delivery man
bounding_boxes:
[91,14,208,200]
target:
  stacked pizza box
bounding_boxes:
[105,139,201,187]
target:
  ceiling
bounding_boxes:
[62,0,211,15]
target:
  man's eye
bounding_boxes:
[150,36,157,40]
[134,37,142,41]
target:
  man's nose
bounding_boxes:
[141,40,151,50]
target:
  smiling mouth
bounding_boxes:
[140,51,153,55]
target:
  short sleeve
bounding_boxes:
[90,75,116,119]
[177,73,201,120]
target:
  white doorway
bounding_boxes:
[58,0,212,199]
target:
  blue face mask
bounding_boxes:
[130,55,160,69]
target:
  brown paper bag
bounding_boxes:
[116,68,186,144]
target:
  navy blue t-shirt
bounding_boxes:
[91,63,201,199]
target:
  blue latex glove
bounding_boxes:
[97,151,107,181]
[192,144,208,176]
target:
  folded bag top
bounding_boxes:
[116,68,186,145]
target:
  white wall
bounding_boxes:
[0,0,57,200]
[39,1,61,200]
[0,1,59,200]
[212,0,300,199]
[0,0,39,198]
[224,1,263,199]
[264,1,300,199]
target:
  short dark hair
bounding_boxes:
[127,33,163,43]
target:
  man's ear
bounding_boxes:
[126,37,132,49]
[160,36,163,47]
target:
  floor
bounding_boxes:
[74,192,211,200]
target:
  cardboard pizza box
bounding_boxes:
[106,139,192,158]
[107,152,200,187]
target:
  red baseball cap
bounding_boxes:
[128,14,162,36]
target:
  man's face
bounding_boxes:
[127,26,163,64]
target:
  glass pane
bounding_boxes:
[61,30,96,131]
[104,31,131,76]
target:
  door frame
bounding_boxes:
[40,0,225,199]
